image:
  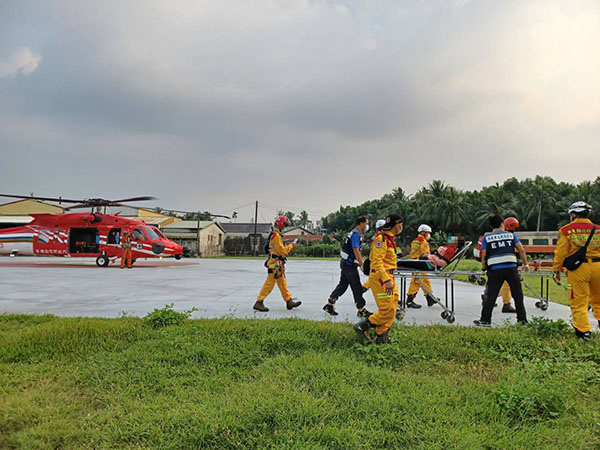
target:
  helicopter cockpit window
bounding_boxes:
[132,229,147,241]
[145,227,161,240]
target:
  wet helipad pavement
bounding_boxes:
[0,256,593,328]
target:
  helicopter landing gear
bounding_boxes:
[96,254,109,267]
[175,254,182,260]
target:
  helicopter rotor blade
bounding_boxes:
[111,196,157,203]
[158,208,230,220]
[0,193,84,204]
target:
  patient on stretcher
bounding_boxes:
[424,244,459,268]
[397,236,466,270]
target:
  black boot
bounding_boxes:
[375,331,389,345]
[253,301,269,312]
[286,298,301,310]
[323,303,338,316]
[426,294,437,307]
[574,327,591,340]
[406,294,421,309]
[357,308,372,318]
[502,303,516,313]
[354,319,373,343]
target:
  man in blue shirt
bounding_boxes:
[323,216,371,317]
[474,215,529,327]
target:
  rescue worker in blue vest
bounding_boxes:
[254,216,302,312]
[474,215,529,327]
[354,214,403,344]
[323,216,371,317]
[405,224,436,308]
[553,201,600,340]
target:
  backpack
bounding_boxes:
[563,226,596,271]
[263,231,274,255]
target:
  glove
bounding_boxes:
[554,271,561,284]
[293,238,299,244]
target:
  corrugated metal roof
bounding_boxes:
[219,222,271,234]
[137,216,173,225]
[162,220,215,229]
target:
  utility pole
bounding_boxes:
[197,211,201,258]
[253,200,258,256]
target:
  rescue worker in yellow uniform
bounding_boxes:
[553,201,600,340]
[354,214,403,344]
[362,219,386,293]
[406,224,435,308]
[253,216,302,312]
[120,230,132,269]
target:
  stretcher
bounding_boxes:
[395,241,474,323]
[394,243,562,323]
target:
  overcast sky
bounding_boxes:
[1,0,599,222]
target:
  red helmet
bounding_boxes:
[504,217,519,231]
[275,216,289,229]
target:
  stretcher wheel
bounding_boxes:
[535,301,541,309]
[447,314,456,324]
[468,274,477,283]
[540,303,548,311]
[477,278,486,286]
[441,311,449,319]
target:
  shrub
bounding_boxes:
[143,303,197,328]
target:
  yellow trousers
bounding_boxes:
[408,275,432,296]
[566,262,600,333]
[257,272,292,302]
[499,281,512,304]
[368,276,399,335]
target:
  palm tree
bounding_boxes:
[525,176,560,231]
[298,210,309,229]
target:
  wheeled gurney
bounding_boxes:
[394,243,561,323]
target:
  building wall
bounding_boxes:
[198,224,225,257]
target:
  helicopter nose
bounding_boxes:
[182,246,191,256]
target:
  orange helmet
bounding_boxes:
[275,216,289,229]
[504,217,519,231]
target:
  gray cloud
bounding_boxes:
[1,0,599,222]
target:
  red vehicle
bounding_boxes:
[0,194,192,266]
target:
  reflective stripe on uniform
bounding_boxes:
[488,254,517,266]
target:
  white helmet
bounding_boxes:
[375,219,386,229]
[568,201,592,215]
[417,224,432,233]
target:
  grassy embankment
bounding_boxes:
[1,314,599,449]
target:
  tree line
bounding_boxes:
[321,176,600,246]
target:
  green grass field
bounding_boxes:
[1,314,599,449]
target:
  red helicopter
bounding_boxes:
[0,194,220,267]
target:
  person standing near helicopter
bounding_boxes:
[120,230,132,269]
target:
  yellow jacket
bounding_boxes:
[409,235,430,259]
[553,218,600,271]
[268,229,294,259]
[369,230,397,284]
